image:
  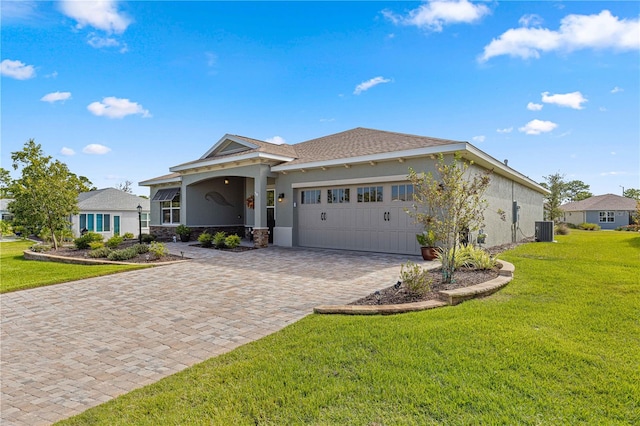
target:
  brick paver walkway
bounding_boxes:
[1,244,418,425]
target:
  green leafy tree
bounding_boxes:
[407,154,492,284]
[6,139,94,249]
[540,173,592,221]
[623,188,640,201]
[565,180,592,202]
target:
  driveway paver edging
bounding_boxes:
[23,249,189,266]
[314,259,514,314]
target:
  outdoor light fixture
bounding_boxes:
[374,290,381,304]
[224,178,230,185]
[136,204,143,244]
[278,193,285,202]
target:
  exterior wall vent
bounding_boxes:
[535,221,554,242]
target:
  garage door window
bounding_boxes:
[301,189,322,204]
[328,188,350,203]
[392,184,414,201]
[357,186,383,203]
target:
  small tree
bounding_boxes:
[407,153,492,283]
[6,139,93,249]
[116,180,134,193]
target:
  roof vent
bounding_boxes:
[504,159,508,166]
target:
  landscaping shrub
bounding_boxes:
[38,227,73,244]
[224,234,241,249]
[30,244,52,253]
[198,232,214,248]
[437,244,497,270]
[123,232,135,239]
[88,247,112,258]
[399,261,432,295]
[74,232,103,249]
[213,231,227,248]
[615,224,640,232]
[149,241,168,259]
[555,223,570,235]
[89,242,104,250]
[106,235,124,249]
[132,243,149,254]
[107,247,138,261]
[140,233,157,243]
[578,222,601,231]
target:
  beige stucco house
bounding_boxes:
[140,127,547,255]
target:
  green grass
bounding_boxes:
[58,230,640,425]
[0,241,146,293]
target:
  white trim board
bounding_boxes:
[291,175,411,189]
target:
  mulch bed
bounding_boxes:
[189,243,255,252]
[352,240,531,306]
[43,240,185,263]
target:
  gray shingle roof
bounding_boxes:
[284,127,461,165]
[560,194,637,211]
[78,188,150,211]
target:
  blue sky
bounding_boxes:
[2,0,638,197]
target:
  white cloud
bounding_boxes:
[611,152,616,156]
[527,102,543,111]
[497,127,513,134]
[479,10,640,62]
[82,144,111,155]
[599,171,626,176]
[472,135,485,143]
[541,91,587,109]
[599,106,607,112]
[354,76,391,95]
[41,91,72,103]
[519,14,543,28]
[59,0,131,34]
[0,59,36,80]
[266,136,286,145]
[87,97,151,119]
[205,52,217,67]
[320,118,336,122]
[519,119,558,135]
[1,0,38,21]
[611,86,623,93]
[45,71,58,79]
[60,147,75,156]
[383,0,490,32]
[87,34,119,48]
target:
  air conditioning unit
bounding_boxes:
[535,221,554,242]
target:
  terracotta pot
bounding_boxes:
[420,246,439,261]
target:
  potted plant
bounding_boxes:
[175,224,191,242]
[416,230,438,261]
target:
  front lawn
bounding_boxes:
[0,241,147,293]
[59,230,640,424]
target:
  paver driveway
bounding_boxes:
[1,244,419,425]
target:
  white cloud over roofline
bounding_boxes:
[41,91,72,103]
[59,0,131,34]
[87,97,151,119]
[266,136,286,145]
[383,0,490,32]
[527,102,543,111]
[0,59,36,80]
[82,144,111,155]
[354,76,391,95]
[541,91,587,109]
[519,119,558,135]
[479,10,639,62]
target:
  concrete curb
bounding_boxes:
[23,250,189,266]
[314,259,514,315]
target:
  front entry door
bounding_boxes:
[266,190,275,244]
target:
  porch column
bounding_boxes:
[253,166,269,248]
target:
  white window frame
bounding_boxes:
[599,211,614,223]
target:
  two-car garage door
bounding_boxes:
[297,182,422,255]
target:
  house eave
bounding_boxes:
[139,176,182,187]
[169,152,295,173]
[271,144,467,172]
[199,134,260,160]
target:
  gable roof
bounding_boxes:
[284,127,460,166]
[560,194,637,212]
[78,188,150,211]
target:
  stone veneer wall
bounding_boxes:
[150,226,246,242]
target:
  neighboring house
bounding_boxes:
[1,198,14,222]
[560,194,637,230]
[140,127,548,255]
[72,188,150,238]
